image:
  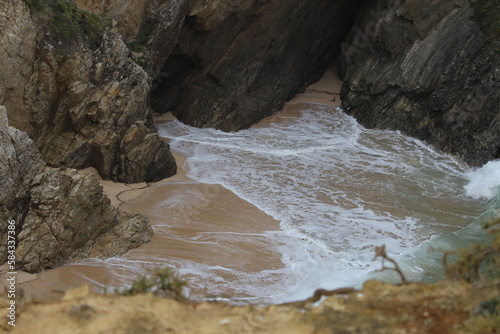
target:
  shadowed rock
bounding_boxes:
[151,0,363,131]
[339,0,500,166]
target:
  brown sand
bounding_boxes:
[2,64,343,302]
[254,64,342,128]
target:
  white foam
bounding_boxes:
[464,160,500,200]
[155,104,489,303]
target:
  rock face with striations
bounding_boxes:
[74,0,191,77]
[151,0,363,131]
[0,0,176,183]
[0,106,153,273]
[339,0,500,166]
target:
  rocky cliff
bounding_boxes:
[3,0,497,177]
[0,105,152,273]
[339,0,500,166]
[0,0,368,275]
[150,0,362,131]
[0,0,176,183]
[1,0,498,296]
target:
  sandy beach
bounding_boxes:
[0,64,343,302]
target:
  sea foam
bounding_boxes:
[155,104,490,303]
[464,160,500,200]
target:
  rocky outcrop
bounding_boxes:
[74,0,191,78]
[0,106,153,273]
[151,0,362,131]
[339,0,500,166]
[0,0,176,183]
[0,108,45,269]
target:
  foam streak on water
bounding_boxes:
[156,104,492,303]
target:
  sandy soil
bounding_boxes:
[253,64,342,128]
[1,279,495,334]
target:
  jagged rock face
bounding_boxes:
[17,168,153,272]
[0,0,38,134]
[74,0,148,41]
[339,0,500,166]
[151,0,362,131]
[0,1,176,183]
[74,0,192,79]
[0,106,153,273]
[0,107,45,267]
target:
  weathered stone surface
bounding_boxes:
[0,106,153,273]
[0,1,176,183]
[0,106,45,266]
[0,0,38,134]
[151,0,362,131]
[75,0,148,41]
[74,0,192,78]
[17,168,153,272]
[339,0,500,166]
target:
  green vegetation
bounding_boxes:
[444,215,500,282]
[474,0,500,40]
[126,19,158,68]
[120,267,187,300]
[23,0,109,48]
[462,296,500,334]
[444,215,500,333]
[128,19,157,52]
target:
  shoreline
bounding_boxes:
[0,64,343,302]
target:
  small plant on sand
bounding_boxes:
[120,267,187,300]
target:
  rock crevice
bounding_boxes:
[150,0,363,131]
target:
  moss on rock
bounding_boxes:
[24,0,109,48]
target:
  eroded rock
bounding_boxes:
[0,0,176,183]
[151,0,363,131]
[339,0,500,166]
[0,106,153,273]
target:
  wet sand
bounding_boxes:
[254,63,342,127]
[1,64,343,302]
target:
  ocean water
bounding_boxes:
[150,103,500,303]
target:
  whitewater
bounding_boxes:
[150,103,499,303]
[22,101,498,305]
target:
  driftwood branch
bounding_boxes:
[373,245,408,284]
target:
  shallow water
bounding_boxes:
[16,103,499,305]
[152,103,498,303]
